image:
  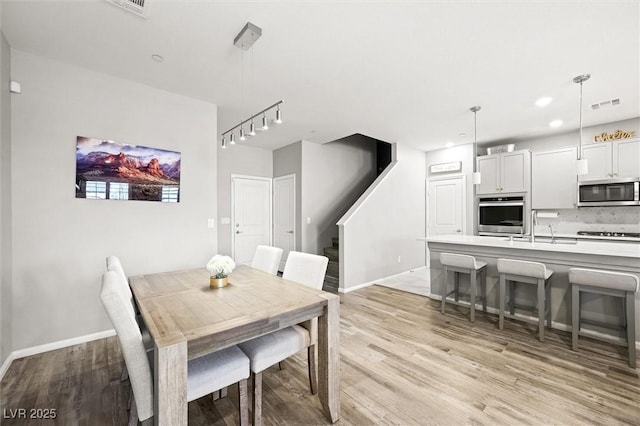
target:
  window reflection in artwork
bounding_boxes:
[75,136,181,203]
[85,181,107,199]
[161,186,179,203]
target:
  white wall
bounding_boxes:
[0,30,12,363]
[10,51,218,351]
[301,138,376,254]
[273,141,302,251]
[340,143,426,290]
[424,143,475,234]
[217,144,273,256]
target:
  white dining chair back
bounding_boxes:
[100,271,154,422]
[251,245,283,275]
[282,251,329,289]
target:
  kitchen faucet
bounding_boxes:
[549,224,555,244]
[531,209,537,243]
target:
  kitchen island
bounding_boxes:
[420,235,640,344]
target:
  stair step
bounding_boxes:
[332,237,339,248]
[324,247,339,262]
[326,260,339,279]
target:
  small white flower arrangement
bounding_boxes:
[206,255,236,278]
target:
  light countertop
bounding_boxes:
[418,235,640,259]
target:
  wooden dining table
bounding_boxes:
[129,265,340,425]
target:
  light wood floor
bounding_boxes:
[1,285,638,425]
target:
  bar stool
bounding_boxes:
[569,268,638,368]
[440,253,487,322]
[497,258,553,342]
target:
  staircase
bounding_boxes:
[322,237,339,293]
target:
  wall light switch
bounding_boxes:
[221,217,231,225]
[207,219,215,229]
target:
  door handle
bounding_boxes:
[456,229,461,233]
[236,230,242,234]
[287,231,294,234]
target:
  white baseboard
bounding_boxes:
[0,329,116,382]
[339,266,428,294]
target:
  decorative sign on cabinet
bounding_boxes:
[580,138,640,181]
[476,149,531,195]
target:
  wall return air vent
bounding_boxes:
[591,98,620,110]
[107,0,149,18]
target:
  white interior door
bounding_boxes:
[232,176,272,265]
[273,175,296,272]
[427,175,466,236]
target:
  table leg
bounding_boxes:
[318,294,340,423]
[154,339,188,425]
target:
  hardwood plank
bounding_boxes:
[2,285,638,425]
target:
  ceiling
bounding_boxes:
[1,0,639,152]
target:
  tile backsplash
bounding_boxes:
[535,207,640,235]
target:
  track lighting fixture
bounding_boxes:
[221,135,227,148]
[262,113,269,131]
[239,126,246,141]
[229,133,235,145]
[249,121,256,136]
[275,105,282,124]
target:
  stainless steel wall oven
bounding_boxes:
[478,196,525,235]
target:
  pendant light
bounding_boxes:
[470,106,482,185]
[573,74,590,176]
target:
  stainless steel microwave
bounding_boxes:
[578,179,640,207]
[478,196,525,235]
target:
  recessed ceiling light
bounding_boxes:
[535,97,552,107]
[549,119,563,128]
[445,142,454,148]
[151,54,164,63]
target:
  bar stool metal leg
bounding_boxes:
[572,284,579,351]
[546,277,552,328]
[454,272,459,302]
[481,269,487,313]
[537,278,545,342]
[441,267,448,314]
[499,274,506,331]
[470,270,477,322]
[626,291,636,369]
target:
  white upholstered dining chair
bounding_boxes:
[100,271,251,426]
[239,251,329,425]
[250,245,283,275]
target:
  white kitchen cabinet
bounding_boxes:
[532,146,577,209]
[476,149,531,195]
[580,138,640,181]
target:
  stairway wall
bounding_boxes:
[301,137,377,255]
[338,143,426,291]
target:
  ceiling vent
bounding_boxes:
[107,0,149,18]
[591,98,620,110]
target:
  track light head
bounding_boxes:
[230,133,236,145]
[275,106,282,124]
[221,135,227,148]
[239,127,246,141]
[249,121,256,136]
[262,114,269,130]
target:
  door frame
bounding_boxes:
[273,174,297,270]
[231,174,273,261]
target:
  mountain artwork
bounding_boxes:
[75,136,181,202]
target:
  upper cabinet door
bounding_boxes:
[501,150,530,193]
[476,154,500,194]
[580,143,611,180]
[613,138,640,179]
[532,146,577,209]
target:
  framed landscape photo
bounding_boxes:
[75,136,181,202]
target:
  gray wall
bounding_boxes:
[0,30,12,364]
[216,144,273,256]
[301,137,377,254]
[340,143,426,290]
[10,51,218,351]
[273,141,302,252]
